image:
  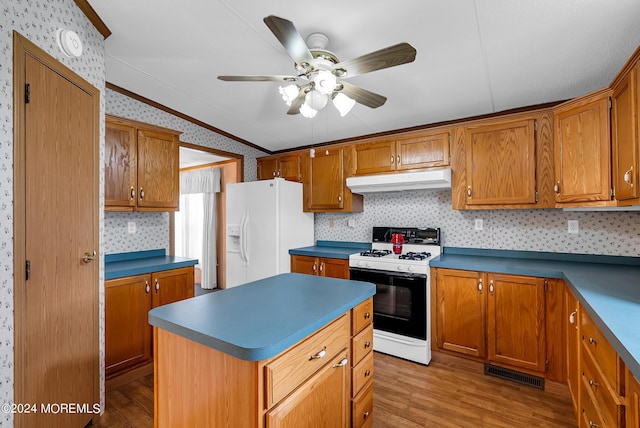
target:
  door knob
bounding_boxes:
[82,251,96,263]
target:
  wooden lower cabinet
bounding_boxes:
[432,268,556,378]
[628,368,640,428]
[105,266,194,378]
[291,254,350,279]
[154,303,371,427]
[566,287,580,414]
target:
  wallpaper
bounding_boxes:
[315,190,640,257]
[0,0,106,424]
[103,89,268,254]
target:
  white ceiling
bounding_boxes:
[90,0,640,153]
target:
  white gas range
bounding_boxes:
[349,227,441,365]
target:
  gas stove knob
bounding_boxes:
[408,266,414,272]
[366,262,372,268]
[397,265,405,271]
[358,261,364,267]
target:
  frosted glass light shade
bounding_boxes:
[279,84,299,106]
[333,93,356,117]
[304,90,328,110]
[300,103,318,118]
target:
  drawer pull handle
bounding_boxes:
[588,421,599,428]
[332,358,348,368]
[589,379,599,387]
[364,369,371,377]
[145,281,150,294]
[309,347,326,360]
[364,411,370,418]
[588,337,597,345]
[569,310,576,325]
[364,312,371,319]
[364,341,371,349]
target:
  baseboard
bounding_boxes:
[106,362,153,391]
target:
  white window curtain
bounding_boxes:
[175,167,221,289]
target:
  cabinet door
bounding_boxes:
[258,157,279,180]
[105,275,152,377]
[554,94,611,203]
[105,120,137,209]
[566,288,580,414]
[320,258,350,279]
[308,148,345,210]
[151,267,195,308]
[628,369,640,428]
[435,269,486,358]
[290,255,319,275]
[465,119,537,205]
[353,140,396,175]
[612,64,639,201]
[396,132,450,170]
[137,128,179,210]
[266,351,349,428]
[278,154,302,182]
[486,274,546,373]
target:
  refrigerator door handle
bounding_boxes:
[239,212,247,266]
[242,211,250,266]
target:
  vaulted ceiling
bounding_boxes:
[90,0,640,153]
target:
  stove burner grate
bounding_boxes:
[359,249,392,258]
[398,251,432,261]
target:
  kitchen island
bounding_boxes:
[148,273,375,428]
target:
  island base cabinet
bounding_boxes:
[352,381,373,428]
[628,368,640,428]
[266,350,349,428]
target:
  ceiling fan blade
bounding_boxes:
[331,43,417,78]
[287,90,307,115]
[263,15,315,70]
[217,75,299,82]
[338,81,387,108]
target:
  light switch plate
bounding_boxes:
[568,220,579,234]
[475,219,483,231]
[127,221,136,234]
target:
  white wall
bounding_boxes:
[0,0,106,425]
[316,190,640,257]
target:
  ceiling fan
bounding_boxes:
[218,15,417,118]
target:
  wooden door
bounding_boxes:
[137,128,179,210]
[258,157,279,180]
[152,267,195,308]
[266,351,349,428]
[566,288,580,414]
[434,269,486,358]
[105,119,137,209]
[290,255,319,276]
[308,148,345,210]
[396,132,450,170]
[554,93,611,203]
[14,34,99,428]
[278,154,302,182]
[353,140,396,175]
[612,64,639,201]
[319,258,350,279]
[486,274,546,373]
[105,275,152,377]
[465,119,537,205]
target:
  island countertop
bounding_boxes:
[430,247,640,381]
[148,273,375,361]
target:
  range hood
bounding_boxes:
[346,168,452,194]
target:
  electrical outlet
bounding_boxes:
[475,219,483,231]
[568,220,579,234]
[329,218,335,228]
[128,221,136,234]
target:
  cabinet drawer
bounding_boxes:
[352,323,374,366]
[352,298,373,335]
[352,351,374,398]
[581,310,622,393]
[265,314,350,408]
[581,348,625,428]
[352,380,373,428]
[580,377,607,428]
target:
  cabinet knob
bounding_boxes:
[588,379,599,388]
[397,155,400,165]
[588,337,597,345]
[272,171,276,177]
[364,341,371,349]
[338,195,342,202]
[390,155,394,164]
[624,166,634,187]
[554,181,560,194]
[139,188,145,200]
[145,281,150,294]
[82,250,96,263]
[478,279,483,293]
[312,263,317,272]
[588,421,599,428]
[489,280,494,295]
[364,369,371,377]
[467,186,472,198]
[309,346,326,360]
[130,186,135,200]
[155,279,159,293]
[319,263,324,273]
[569,310,576,325]
[364,312,371,319]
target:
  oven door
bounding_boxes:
[349,267,426,340]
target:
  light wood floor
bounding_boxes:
[93,351,577,427]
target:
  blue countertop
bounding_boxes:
[289,240,371,259]
[430,247,640,381]
[105,249,198,280]
[148,273,375,361]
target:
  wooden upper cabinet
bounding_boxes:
[308,147,345,210]
[105,121,137,208]
[105,115,181,211]
[553,89,612,204]
[486,273,546,373]
[353,131,450,175]
[465,118,537,205]
[612,60,640,203]
[257,154,302,182]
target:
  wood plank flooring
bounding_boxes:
[93,351,577,427]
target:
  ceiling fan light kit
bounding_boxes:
[218,15,416,119]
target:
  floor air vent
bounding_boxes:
[484,364,545,390]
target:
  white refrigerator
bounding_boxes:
[225,178,314,288]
